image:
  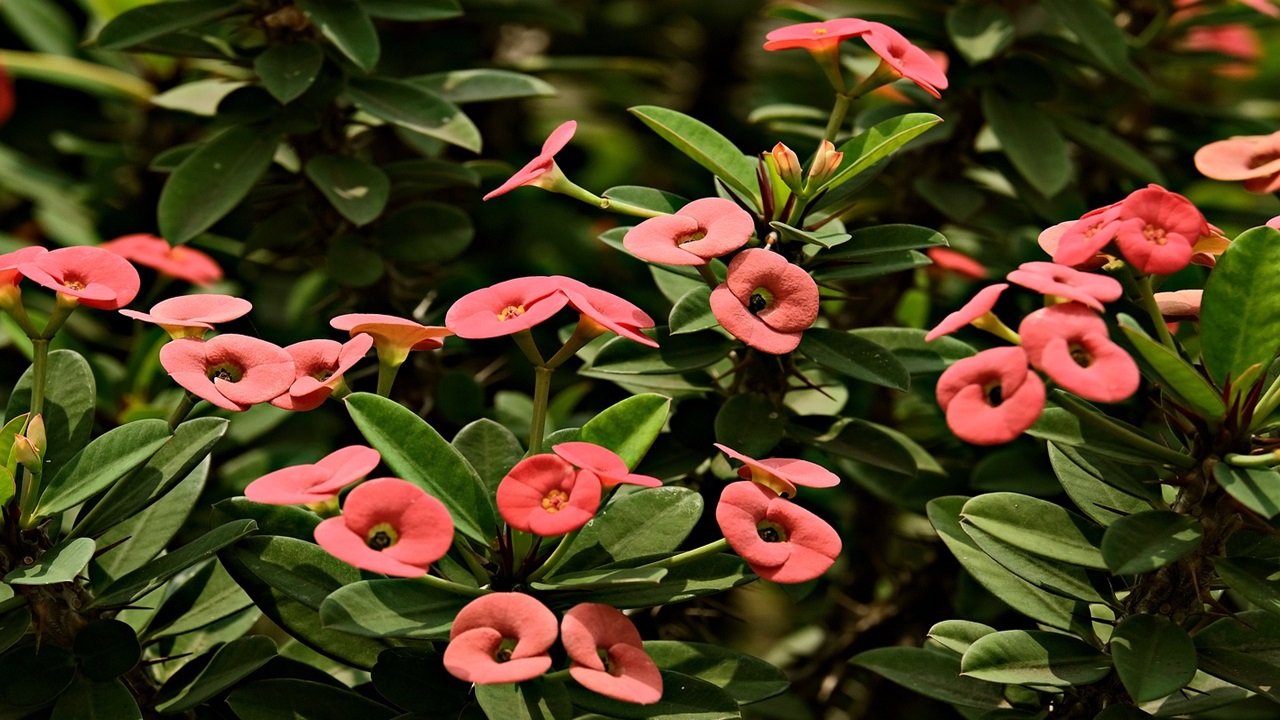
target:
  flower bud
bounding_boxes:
[770,143,805,194]
[26,414,45,457]
[14,436,39,474]
[806,140,844,184]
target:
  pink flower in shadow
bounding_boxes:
[484,121,576,201]
[19,246,140,310]
[558,278,658,348]
[245,445,381,505]
[926,247,987,279]
[330,313,452,367]
[710,249,818,354]
[120,294,252,339]
[562,603,663,705]
[443,593,558,684]
[1195,131,1280,194]
[861,22,949,98]
[1019,303,1139,403]
[314,477,453,577]
[1005,262,1122,311]
[714,443,838,498]
[622,198,754,266]
[1114,187,1204,275]
[159,334,294,411]
[925,283,1007,342]
[552,442,661,488]
[497,454,602,536]
[100,234,222,286]
[763,18,872,53]
[936,346,1045,445]
[271,334,373,411]
[445,276,568,340]
[715,481,841,584]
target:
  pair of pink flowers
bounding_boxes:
[763,18,949,98]
[443,594,662,704]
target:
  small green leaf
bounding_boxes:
[577,394,670,471]
[304,155,390,226]
[628,105,759,212]
[1194,610,1280,703]
[72,620,140,681]
[347,77,480,152]
[158,125,280,243]
[852,647,1008,709]
[1054,116,1165,185]
[769,221,848,248]
[531,566,666,592]
[452,418,524,493]
[668,286,717,335]
[1215,557,1280,619]
[318,579,471,640]
[0,606,31,656]
[1041,0,1147,87]
[376,202,474,264]
[1213,463,1280,519]
[34,419,170,517]
[825,113,943,191]
[552,486,702,575]
[1047,443,1155,527]
[51,677,141,720]
[255,41,323,104]
[927,620,996,656]
[1201,227,1280,387]
[797,328,909,391]
[850,327,975,374]
[981,90,1071,197]
[295,0,379,71]
[553,554,752,609]
[410,69,555,104]
[476,679,572,720]
[5,537,94,585]
[363,0,462,20]
[1118,321,1225,419]
[788,417,917,476]
[1101,511,1203,575]
[1028,406,1185,467]
[93,0,241,50]
[90,519,257,609]
[570,670,741,720]
[1,0,76,56]
[961,523,1106,604]
[644,641,788,704]
[0,644,76,709]
[1111,614,1197,702]
[371,648,470,716]
[212,497,319,541]
[155,636,277,713]
[92,459,210,584]
[947,4,1015,64]
[961,630,1112,687]
[603,186,688,215]
[145,559,252,641]
[715,394,783,458]
[587,329,731,375]
[819,224,947,261]
[227,679,397,720]
[962,492,1105,569]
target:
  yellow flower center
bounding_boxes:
[366,522,398,550]
[1143,224,1168,246]
[812,28,827,35]
[498,305,525,321]
[541,489,570,512]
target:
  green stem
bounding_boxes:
[695,263,720,290]
[1251,378,1280,431]
[529,366,554,454]
[1224,451,1280,468]
[167,392,196,430]
[41,294,76,340]
[598,197,666,218]
[642,538,731,569]
[0,295,39,338]
[1134,273,1177,352]
[418,570,490,598]
[375,360,400,397]
[821,93,851,145]
[546,318,601,369]
[526,529,579,584]
[457,538,492,586]
[29,339,48,420]
[511,329,544,367]
[543,668,572,683]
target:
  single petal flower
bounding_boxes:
[924,283,1008,342]
[622,198,754,266]
[159,334,295,411]
[860,22,949,98]
[119,294,252,338]
[1051,204,1123,269]
[271,334,373,411]
[762,18,872,52]
[445,276,569,340]
[1019,304,1139,403]
[1194,131,1280,193]
[935,346,1045,445]
[443,593,558,684]
[245,445,381,505]
[18,246,140,310]
[1005,262,1122,311]
[926,247,987,279]
[0,246,47,287]
[497,454,602,536]
[99,234,222,286]
[314,477,454,577]
[330,313,452,367]
[552,442,661,488]
[715,481,841,584]
[556,278,658,348]
[483,121,577,201]
[1113,186,1204,275]
[562,603,663,705]
[714,443,838,498]
[1154,289,1203,321]
[710,249,818,354]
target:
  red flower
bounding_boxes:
[552,442,661,488]
[558,278,658,348]
[158,334,295,411]
[1051,204,1122,269]
[926,247,987,279]
[710,249,818,354]
[762,18,872,53]
[497,454,601,536]
[314,477,454,577]
[483,121,576,201]
[622,198,754,266]
[445,276,569,340]
[18,246,140,310]
[0,246,47,287]
[715,481,841,583]
[562,603,663,705]
[1019,304,1139,403]
[245,445,381,505]
[1195,131,1280,194]
[119,294,252,339]
[330,313,452,367]
[925,283,1007,342]
[861,22,949,98]
[271,334,373,411]
[1113,187,1204,275]
[936,346,1046,446]
[714,443,838,498]
[444,592,559,684]
[99,234,222,286]
[1005,262,1122,311]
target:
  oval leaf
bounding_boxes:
[981,89,1071,197]
[1111,614,1197,702]
[255,41,323,104]
[5,537,94,585]
[347,77,480,152]
[551,486,702,575]
[1201,227,1280,387]
[158,125,280,243]
[155,636,277,713]
[586,329,731,375]
[410,69,555,104]
[628,105,759,212]
[852,647,1008,709]
[319,579,472,640]
[668,285,717,336]
[1119,320,1225,419]
[577,394,670,471]
[961,492,1106,569]
[797,328,909,391]
[1215,557,1280,619]
[961,630,1112,687]
[7,349,94,482]
[1101,510,1203,575]
[304,155,389,226]
[295,0,379,71]
[34,419,170,517]
[227,679,396,720]
[825,113,944,191]
[1213,463,1280,519]
[644,641,788,704]
[94,0,240,50]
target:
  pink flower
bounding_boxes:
[715,481,841,584]
[496,454,601,536]
[271,334,373,411]
[558,279,659,348]
[1005,262,1122,311]
[1112,186,1206,275]
[926,247,987,279]
[709,249,818,354]
[443,593,558,684]
[99,234,222,286]
[1019,304,1139,403]
[1051,204,1123,269]
[936,346,1046,445]
[861,22,949,99]
[762,18,872,53]
[445,276,569,340]
[245,445,381,505]
[1155,289,1203,321]
[314,477,454,577]
[158,334,295,411]
[0,246,47,287]
[925,283,1008,342]
[1268,216,1280,230]
[622,198,754,266]
[562,603,663,705]
[1238,0,1279,16]
[1194,132,1280,194]
[330,313,452,367]
[119,294,252,339]
[552,442,661,488]
[1180,24,1262,79]
[714,443,838,498]
[483,121,576,201]
[18,246,140,310]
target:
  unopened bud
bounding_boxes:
[806,140,843,184]
[14,436,39,473]
[26,414,45,457]
[769,143,805,193]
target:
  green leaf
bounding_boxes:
[304,155,390,226]
[5,537,94,585]
[452,418,524,493]
[476,679,572,720]
[603,186,688,215]
[90,519,257,609]
[961,630,1112,687]
[318,579,471,640]
[981,90,1071,197]
[51,678,141,720]
[7,349,94,482]
[570,670,741,720]
[227,679,397,720]
[92,458,210,583]
[554,553,753,609]
[819,224,947,261]
[669,286,717,336]
[410,69,554,104]
[1,0,76,56]
[552,486,702,575]
[797,328,909,391]
[0,643,76,709]
[72,620,136,681]
[813,250,933,281]
[34,419,170,517]
[158,125,280,243]
[961,492,1105,569]
[531,566,667,592]
[295,0,379,71]
[0,606,31,656]
[853,647,1008,709]
[255,41,323,104]
[587,329,731,375]
[715,394,783,458]
[155,636,277,713]
[363,0,462,20]
[371,648,470,716]
[1101,511,1203,575]
[825,113,943,191]
[1201,227,1280,386]
[850,327,975,374]
[1194,611,1280,703]
[628,105,759,212]
[93,0,241,50]
[960,523,1106,604]
[644,641,788,704]
[788,417,917,476]
[927,620,996,656]
[947,4,1015,65]
[1047,444,1155,527]
[1054,116,1165,185]
[1040,0,1146,87]
[377,202,474,264]
[347,392,495,543]
[225,536,360,611]
[1027,407,1182,467]
[1138,671,1251,717]
[1111,614,1197,702]
[383,159,479,189]
[145,559,252,641]
[212,497,320,541]
[768,221,848,249]
[1213,463,1280,519]
[347,77,481,152]
[1215,557,1280,619]
[1118,322,1224,419]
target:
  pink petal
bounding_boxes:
[1194,135,1280,181]
[244,465,334,505]
[445,276,570,339]
[1031,333,1140,403]
[312,445,381,493]
[710,285,802,354]
[443,627,552,684]
[1154,289,1203,321]
[561,603,645,666]
[622,215,707,266]
[1018,304,1108,370]
[570,643,663,704]
[861,22,948,98]
[940,369,1046,445]
[20,246,140,310]
[314,516,431,577]
[450,592,560,648]
[927,247,987,279]
[715,481,792,568]
[675,198,754,260]
[1005,262,1122,311]
[936,345,1035,411]
[762,18,872,52]
[559,281,658,347]
[925,283,1007,341]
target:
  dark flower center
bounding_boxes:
[984,382,1004,406]
[748,287,774,314]
[676,229,707,245]
[365,522,398,550]
[757,520,788,543]
[1069,344,1092,368]
[207,362,243,383]
[494,638,518,663]
[598,648,618,675]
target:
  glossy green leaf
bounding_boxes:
[1111,614,1197,702]
[1094,704,1154,720]
[347,392,495,543]
[34,419,170,517]
[715,393,783,458]
[383,159,479,189]
[644,641,788,704]
[1201,227,1280,386]
[553,553,752,610]
[603,186,688,215]
[961,630,1111,687]
[820,224,947,261]
[947,4,1014,64]
[1118,323,1224,419]
[227,679,397,720]
[0,643,76,709]
[318,579,471,640]
[1213,463,1280,519]
[145,559,252,641]
[961,492,1106,569]
[669,286,717,335]
[853,647,1007,709]
[788,417,917,476]
[552,486,702,575]
[155,636,277,713]
[850,327,975,374]
[5,537,94,585]
[226,536,361,611]
[960,523,1106,604]
[1,0,76,55]
[1041,0,1146,86]
[295,0,378,70]
[158,125,280,243]
[1138,671,1251,717]
[926,620,996,656]
[1028,405,1188,467]
[1216,557,1280,618]
[570,670,741,720]
[51,677,140,720]
[1055,116,1165,185]
[1047,444,1155,527]
[304,155,390,226]
[1101,511,1202,575]
[371,648,470,715]
[981,90,1070,197]
[363,0,462,20]
[797,328,909,391]
[212,497,320,541]
[587,329,730,375]
[7,349,94,482]
[476,679,572,720]
[410,69,554,104]
[0,606,31,656]
[628,105,759,211]
[825,113,943,191]
[347,77,480,152]
[92,458,210,582]
[90,519,257,609]
[73,620,139,680]
[813,249,931,281]
[377,201,475,264]
[93,0,240,49]
[0,414,25,507]
[1194,610,1280,703]
[452,418,524,493]
[768,221,848,249]
[254,41,323,104]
